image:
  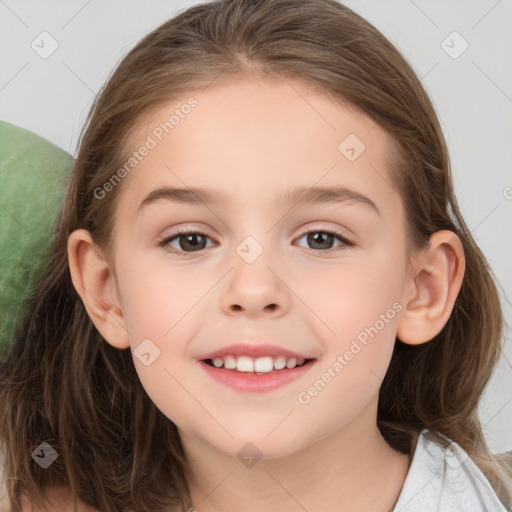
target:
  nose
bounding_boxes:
[220,255,290,319]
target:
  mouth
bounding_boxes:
[198,353,317,393]
[202,355,315,373]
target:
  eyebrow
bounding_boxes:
[137,185,381,216]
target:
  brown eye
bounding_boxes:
[159,230,214,255]
[295,229,353,251]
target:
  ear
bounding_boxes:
[397,230,465,345]
[67,229,130,349]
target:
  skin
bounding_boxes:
[68,76,465,512]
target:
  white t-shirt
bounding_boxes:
[394,428,509,511]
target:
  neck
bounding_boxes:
[179,399,411,512]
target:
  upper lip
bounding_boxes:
[198,343,314,361]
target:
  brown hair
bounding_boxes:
[1,0,510,510]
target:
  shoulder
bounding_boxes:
[20,486,99,512]
[394,429,508,512]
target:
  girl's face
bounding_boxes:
[111,77,411,459]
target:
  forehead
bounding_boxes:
[118,76,401,217]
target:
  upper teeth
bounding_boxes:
[210,355,306,373]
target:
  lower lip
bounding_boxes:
[199,360,316,393]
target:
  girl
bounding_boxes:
[1,0,511,511]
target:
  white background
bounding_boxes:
[0,0,511,451]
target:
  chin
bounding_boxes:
[218,427,313,462]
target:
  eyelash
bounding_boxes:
[157,227,354,256]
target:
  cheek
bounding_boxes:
[114,263,204,430]
[115,253,204,342]
[300,244,406,345]
[114,253,218,428]
[295,245,405,411]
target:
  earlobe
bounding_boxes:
[67,229,130,349]
[397,230,465,345]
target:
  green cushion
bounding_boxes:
[0,121,72,361]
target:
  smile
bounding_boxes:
[204,355,312,373]
[197,342,317,392]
